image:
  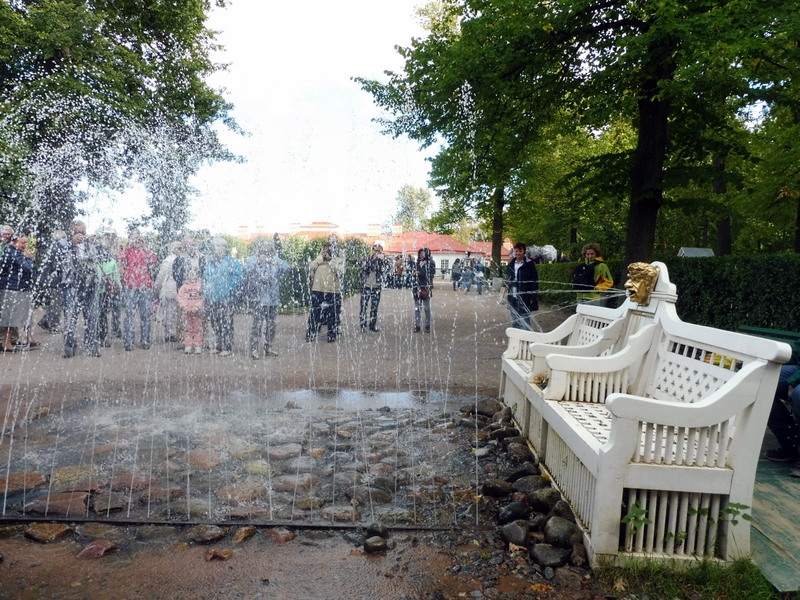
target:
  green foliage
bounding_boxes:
[621,503,653,535]
[663,255,800,332]
[541,255,800,333]
[597,557,781,600]
[0,0,235,236]
[359,0,800,262]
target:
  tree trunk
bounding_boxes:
[795,196,800,253]
[490,186,505,278]
[624,38,676,266]
[712,154,732,255]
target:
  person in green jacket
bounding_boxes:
[572,243,614,304]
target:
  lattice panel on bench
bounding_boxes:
[650,340,742,404]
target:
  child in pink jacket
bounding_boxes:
[177,270,204,354]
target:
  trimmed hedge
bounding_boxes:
[538,254,800,333]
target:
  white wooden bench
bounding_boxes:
[500,263,678,444]
[505,263,792,566]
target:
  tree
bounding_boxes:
[0,0,235,237]
[359,0,800,264]
[393,184,432,231]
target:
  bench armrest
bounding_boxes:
[605,361,765,428]
[529,318,625,358]
[545,324,656,373]
[502,314,578,359]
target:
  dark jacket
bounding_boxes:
[0,246,35,292]
[506,258,539,312]
[413,249,436,294]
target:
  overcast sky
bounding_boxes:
[84,0,435,236]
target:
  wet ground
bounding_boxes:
[0,286,585,599]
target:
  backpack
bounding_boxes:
[572,262,596,291]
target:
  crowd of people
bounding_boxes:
[0,222,622,357]
[0,225,453,358]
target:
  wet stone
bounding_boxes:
[296,497,325,510]
[110,471,158,491]
[272,473,320,493]
[25,522,71,543]
[348,486,393,505]
[228,506,271,519]
[264,527,296,543]
[368,462,395,477]
[285,455,318,473]
[266,443,303,460]
[205,548,234,561]
[186,524,226,544]
[185,449,225,470]
[544,516,583,548]
[77,539,117,559]
[139,486,184,503]
[0,472,46,493]
[167,498,214,519]
[550,499,576,522]
[216,482,268,504]
[482,478,513,497]
[512,475,550,499]
[501,461,540,482]
[364,535,388,553]
[406,485,445,503]
[24,491,89,516]
[244,459,272,475]
[91,491,131,513]
[530,487,562,513]
[51,465,99,487]
[501,520,530,547]
[530,543,571,568]
[231,526,257,544]
[230,443,261,459]
[320,505,361,522]
[506,441,535,464]
[470,398,504,417]
[498,502,533,524]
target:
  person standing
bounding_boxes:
[0,235,36,351]
[306,241,345,343]
[358,243,384,332]
[177,268,204,354]
[412,247,436,333]
[56,220,102,358]
[95,235,122,347]
[154,241,182,343]
[35,229,67,334]
[393,254,405,289]
[244,239,289,358]
[461,259,474,292]
[474,259,485,295]
[505,243,539,330]
[117,228,157,350]
[203,237,242,356]
[450,258,462,291]
[572,242,614,305]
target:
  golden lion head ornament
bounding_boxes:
[624,262,660,305]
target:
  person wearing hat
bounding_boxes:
[244,239,289,358]
[358,243,384,332]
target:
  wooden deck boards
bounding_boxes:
[752,458,800,593]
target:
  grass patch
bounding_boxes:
[596,557,790,600]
